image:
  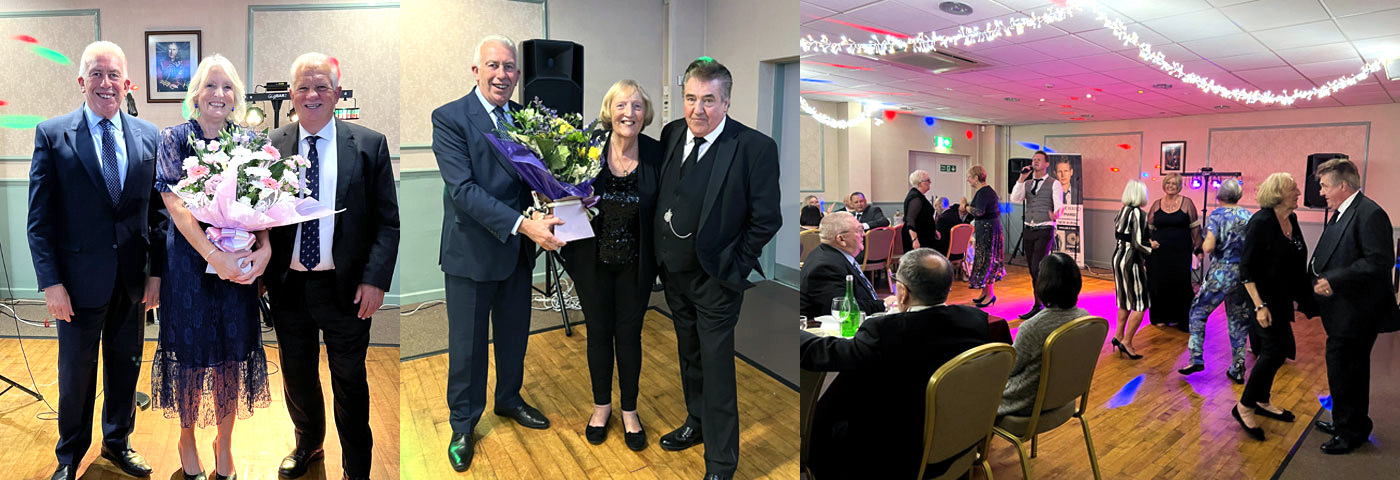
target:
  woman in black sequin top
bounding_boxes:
[558,80,662,451]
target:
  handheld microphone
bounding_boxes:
[1021,166,1032,174]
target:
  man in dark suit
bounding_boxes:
[653,58,781,480]
[431,35,566,473]
[800,212,887,319]
[1309,158,1399,455]
[801,248,991,479]
[929,202,970,257]
[28,41,162,480]
[262,53,399,480]
[838,191,889,231]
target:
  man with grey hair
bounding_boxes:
[1309,158,1399,454]
[431,35,565,472]
[29,40,162,480]
[800,248,991,479]
[263,52,400,480]
[800,212,887,319]
[653,57,781,480]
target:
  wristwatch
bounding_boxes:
[1254,303,1268,312]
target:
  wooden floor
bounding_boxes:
[399,309,800,479]
[0,339,400,480]
[907,264,1334,480]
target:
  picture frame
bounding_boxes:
[144,30,201,103]
[1160,140,1186,175]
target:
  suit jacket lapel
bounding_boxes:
[661,126,684,179]
[68,110,110,206]
[697,118,739,231]
[1315,194,1365,271]
[334,119,358,211]
[465,89,521,181]
[117,112,143,207]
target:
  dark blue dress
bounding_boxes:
[150,120,270,428]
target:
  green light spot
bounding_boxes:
[31,46,71,65]
[696,56,713,63]
[0,114,46,129]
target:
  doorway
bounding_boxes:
[909,151,968,209]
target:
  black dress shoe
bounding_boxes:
[624,421,647,451]
[495,403,551,429]
[1231,405,1265,441]
[1321,435,1365,455]
[659,425,703,451]
[1252,406,1295,422]
[1315,420,1337,436]
[101,447,154,477]
[585,414,610,445]
[703,473,733,480]
[448,432,474,472]
[51,464,75,480]
[278,447,324,478]
[342,475,370,480]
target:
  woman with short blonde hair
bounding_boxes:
[1146,173,1200,331]
[1111,181,1152,358]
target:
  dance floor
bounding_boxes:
[399,308,801,479]
[869,264,1388,479]
[0,340,400,480]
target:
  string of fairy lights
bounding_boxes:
[800,0,1397,128]
[799,97,884,128]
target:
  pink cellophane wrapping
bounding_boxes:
[183,170,341,273]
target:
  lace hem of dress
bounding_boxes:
[150,347,272,429]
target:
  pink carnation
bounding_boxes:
[263,144,280,159]
[296,155,310,167]
[261,177,280,189]
[188,165,210,179]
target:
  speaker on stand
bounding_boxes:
[521,39,586,335]
[1304,153,1347,209]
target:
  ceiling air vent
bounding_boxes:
[876,49,982,75]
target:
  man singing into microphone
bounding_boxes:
[1009,151,1064,319]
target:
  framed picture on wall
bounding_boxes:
[1160,140,1186,175]
[144,30,200,103]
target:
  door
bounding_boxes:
[909,151,968,209]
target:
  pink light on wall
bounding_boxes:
[822,18,911,39]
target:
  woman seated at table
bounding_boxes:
[999,253,1089,416]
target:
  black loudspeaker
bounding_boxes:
[521,39,584,116]
[1008,157,1032,193]
[1304,153,1348,208]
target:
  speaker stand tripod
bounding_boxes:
[533,248,578,336]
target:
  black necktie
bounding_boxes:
[1328,209,1340,227]
[98,119,122,204]
[1031,178,1042,196]
[300,135,321,269]
[680,136,706,179]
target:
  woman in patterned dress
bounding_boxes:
[962,165,1004,307]
[1112,181,1152,359]
[1178,179,1254,383]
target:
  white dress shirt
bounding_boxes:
[290,120,337,271]
[683,116,727,166]
[1009,173,1065,227]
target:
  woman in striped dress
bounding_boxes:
[1112,181,1152,359]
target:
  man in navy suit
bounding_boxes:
[1309,158,1400,455]
[28,41,162,480]
[653,58,782,480]
[431,35,566,472]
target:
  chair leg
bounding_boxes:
[1030,434,1038,458]
[994,429,1032,480]
[1078,416,1102,480]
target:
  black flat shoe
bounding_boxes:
[624,420,647,451]
[495,402,551,429]
[585,414,610,445]
[1321,435,1366,454]
[101,447,154,477]
[1232,405,1266,441]
[448,432,474,472]
[278,447,323,478]
[658,424,702,451]
[1316,420,1337,436]
[1178,364,1204,375]
[183,472,208,480]
[1252,406,1295,422]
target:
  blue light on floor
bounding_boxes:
[1106,374,1145,409]
[1319,394,1332,411]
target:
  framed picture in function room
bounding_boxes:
[1160,140,1186,175]
[145,30,201,102]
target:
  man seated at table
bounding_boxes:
[929,201,971,257]
[836,191,889,231]
[800,248,992,479]
[800,212,888,320]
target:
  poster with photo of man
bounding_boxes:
[1049,154,1085,267]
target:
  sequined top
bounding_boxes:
[595,168,641,265]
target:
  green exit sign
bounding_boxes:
[939,165,957,173]
[936,136,952,148]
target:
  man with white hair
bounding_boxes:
[263,52,400,480]
[800,212,887,319]
[29,41,162,480]
[431,35,566,473]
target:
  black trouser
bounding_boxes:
[1023,226,1054,307]
[55,285,144,465]
[663,268,744,476]
[444,262,532,434]
[270,270,373,477]
[1241,319,1293,408]
[574,261,648,411]
[1325,333,1377,441]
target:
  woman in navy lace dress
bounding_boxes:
[151,54,270,480]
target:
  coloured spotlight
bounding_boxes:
[924,116,935,126]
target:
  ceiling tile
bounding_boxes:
[990,0,1054,12]
[844,2,958,36]
[1006,25,1070,44]
[1104,0,1215,22]
[1318,0,1398,17]
[1250,20,1348,51]
[1220,0,1330,31]
[1350,34,1400,62]
[1018,59,1094,76]
[1076,23,1173,51]
[803,0,882,13]
[976,44,1054,64]
[1335,8,1400,41]
[1059,71,1130,87]
[1181,32,1271,58]
[801,1,839,22]
[1065,52,1151,71]
[1020,34,1109,57]
[1142,9,1244,43]
[1232,65,1308,84]
[1274,42,1361,65]
[1208,51,1288,70]
[1294,58,1368,81]
[899,0,1017,24]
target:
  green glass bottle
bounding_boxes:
[841,274,859,337]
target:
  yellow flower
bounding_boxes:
[587,146,601,160]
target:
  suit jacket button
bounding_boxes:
[112,244,118,249]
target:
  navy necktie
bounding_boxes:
[300,135,321,269]
[852,260,877,299]
[680,136,706,179]
[493,106,509,130]
[98,119,122,204]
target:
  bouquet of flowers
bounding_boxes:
[172,128,338,273]
[482,98,604,241]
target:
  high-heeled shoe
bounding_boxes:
[212,439,235,480]
[1112,339,1143,359]
[1178,364,1204,375]
[1232,405,1266,441]
[973,296,997,308]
